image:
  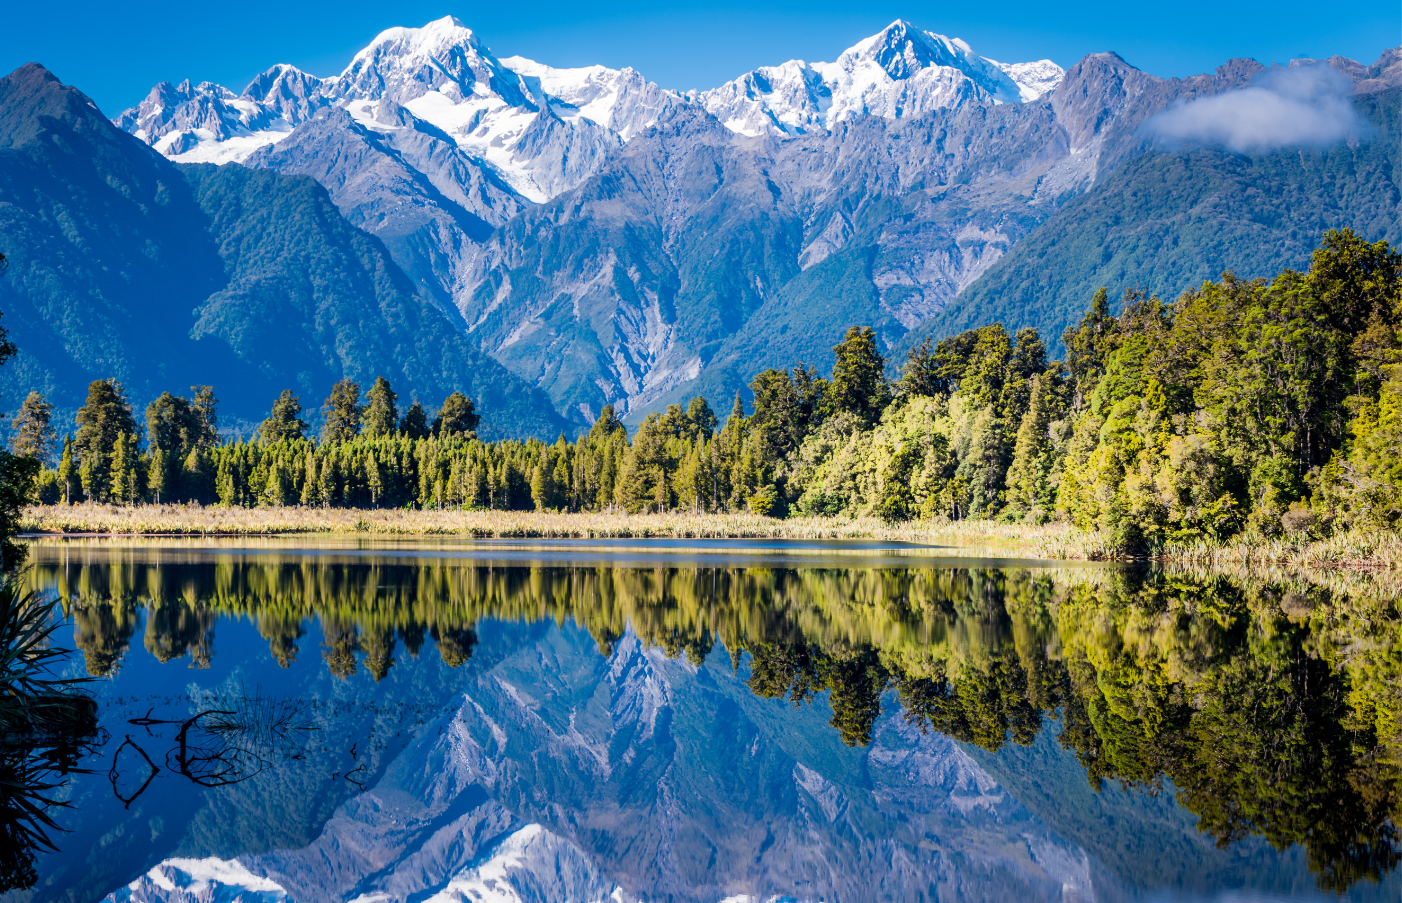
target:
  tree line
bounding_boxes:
[13,230,1402,552]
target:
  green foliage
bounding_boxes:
[321,379,362,443]
[399,401,430,440]
[260,390,308,444]
[829,326,889,426]
[21,232,1402,552]
[918,94,1402,361]
[362,376,398,438]
[73,380,137,503]
[8,392,53,465]
[433,392,479,437]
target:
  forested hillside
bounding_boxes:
[0,64,570,439]
[23,231,1402,556]
[916,87,1402,356]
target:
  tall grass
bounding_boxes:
[22,503,1402,568]
[21,503,1089,557]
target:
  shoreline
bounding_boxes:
[19,503,1402,569]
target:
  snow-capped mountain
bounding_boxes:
[113,67,331,163]
[114,17,1062,195]
[115,16,668,201]
[693,20,1065,137]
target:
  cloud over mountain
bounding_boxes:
[1145,63,1366,153]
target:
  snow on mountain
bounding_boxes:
[111,16,672,201]
[98,624,1097,903]
[693,19,1064,137]
[113,66,330,164]
[112,17,1060,194]
[502,57,679,141]
[995,59,1066,101]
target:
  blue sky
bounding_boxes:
[2,1,1397,117]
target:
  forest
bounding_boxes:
[11,229,1402,555]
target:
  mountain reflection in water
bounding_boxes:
[6,538,1402,902]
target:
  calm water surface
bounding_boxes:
[3,536,1399,902]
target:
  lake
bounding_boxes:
[3,536,1400,902]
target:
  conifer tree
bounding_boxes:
[900,338,947,398]
[684,396,718,440]
[322,380,363,442]
[10,391,55,463]
[363,376,399,438]
[109,432,139,504]
[830,327,889,426]
[434,392,480,437]
[74,379,137,502]
[1004,373,1057,522]
[57,435,76,504]
[190,385,219,448]
[400,401,430,439]
[148,447,169,503]
[260,390,308,443]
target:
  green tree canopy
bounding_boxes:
[362,376,399,438]
[434,392,479,437]
[260,390,308,444]
[829,327,889,426]
[75,380,137,503]
[9,392,55,465]
[322,380,363,443]
[399,401,430,439]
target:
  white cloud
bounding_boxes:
[1145,64,1366,154]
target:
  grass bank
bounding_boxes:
[20,503,1402,568]
[21,503,1101,559]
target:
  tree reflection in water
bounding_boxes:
[29,551,1402,892]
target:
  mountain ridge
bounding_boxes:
[8,20,1401,432]
[0,62,573,439]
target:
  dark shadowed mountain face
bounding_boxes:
[0,64,571,439]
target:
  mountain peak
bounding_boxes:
[697,21,1064,136]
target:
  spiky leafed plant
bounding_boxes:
[0,577,97,891]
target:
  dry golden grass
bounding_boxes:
[22,504,1402,567]
[1163,530,1402,570]
[21,503,1094,559]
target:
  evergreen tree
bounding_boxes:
[684,396,718,440]
[148,447,169,503]
[57,435,76,504]
[400,401,430,439]
[322,380,363,442]
[588,404,626,441]
[900,338,948,398]
[74,379,137,502]
[190,385,219,448]
[9,391,55,464]
[362,376,399,438]
[1004,373,1058,522]
[260,390,308,443]
[1062,287,1120,407]
[108,432,139,504]
[830,327,889,426]
[434,392,479,437]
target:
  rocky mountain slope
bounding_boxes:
[0,63,569,438]
[914,61,1402,355]
[73,21,1402,428]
